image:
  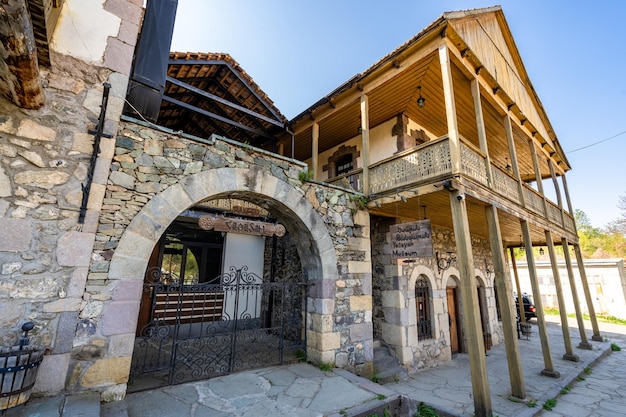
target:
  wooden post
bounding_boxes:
[503,115,525,206]
[471,79,493,186]
[521,220,559,377]
[449,188,492,417]
[486,206,525,398]
[360,95,370,196]
[574,244,603,342]
[311,122,319,181]
[562,239,592,349]
[546,231,578,361]
[439,43,461,175]
[509,247,526,323]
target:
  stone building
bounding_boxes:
[0,2,601,416]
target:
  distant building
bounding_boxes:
[513,259,626,319]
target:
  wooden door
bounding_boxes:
[446,287,459,354]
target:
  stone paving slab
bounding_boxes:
[4,316,625,417]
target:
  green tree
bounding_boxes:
[607,192,626,235]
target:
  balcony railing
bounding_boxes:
[323,135,575,234]
[369,136,451,195]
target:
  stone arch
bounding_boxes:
[106,167,339,365]
[408,264,436,292]
[109,167,337,284]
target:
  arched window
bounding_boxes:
[415,276,432,340]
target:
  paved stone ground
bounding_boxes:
[5,316,626,416]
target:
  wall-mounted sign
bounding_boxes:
[198,215,286,237]
[390,219,433,260]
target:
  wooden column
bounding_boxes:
[546,231,578,361]
[574,244,603,341]
[439,43,461,174]
[449,188,492,417]
[509,247,526,323]
[311,122,319,181]
[562,239,592,348]
[503,115,525,206]
[521,220,559,378]
[486,206,525,398]
[548,160,563,209]
[471,79,493,185]
[360,94,370,196]
[561,174,575,216]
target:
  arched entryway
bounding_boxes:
[107,167,339,389]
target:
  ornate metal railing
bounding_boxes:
[369,137,451,194]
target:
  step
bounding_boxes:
[372,344,409,384]
[62,392,100,417]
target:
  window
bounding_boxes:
[335,153,353,176]
[415,276,432,340]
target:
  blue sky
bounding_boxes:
[171,1,626,229]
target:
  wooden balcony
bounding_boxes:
[325,135,575,235]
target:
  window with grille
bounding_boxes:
[415,276,432,340]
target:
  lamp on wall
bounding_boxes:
[416,86,426,108]
[436,251,456,273]
[539,247,545,255]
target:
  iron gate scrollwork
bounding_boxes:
[130,266,307,387]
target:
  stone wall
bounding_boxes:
[370,215,502,372]
[68,120,374,397]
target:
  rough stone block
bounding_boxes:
[309,312,334,333]
[349,322,372,343]
[318,332,340,351]
[32,353,70,395]
[56,231,95,267]
[348,260,371,274]
[16,119,56,141]
[43,298,82,313]
[381,290,405,308]
[80,356,131,388]
[108,334,135,357]
[52,312,78,355]
[350,295,372,312]
[0,218,32,252]
[102,301,140,335]
[111,279,142,301]
[381,323,407,347]
[104,38,134,75]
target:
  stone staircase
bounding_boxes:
[372,341,408,384]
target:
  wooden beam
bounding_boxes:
[0,0,45,108]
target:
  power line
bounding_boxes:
[567,130,626,154]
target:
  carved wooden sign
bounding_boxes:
[390,219,433,260]
[198,215,286,237]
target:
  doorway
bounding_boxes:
[446,287,460,354]
[129,211,307,390]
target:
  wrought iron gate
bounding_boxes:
[130,266,307,387]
